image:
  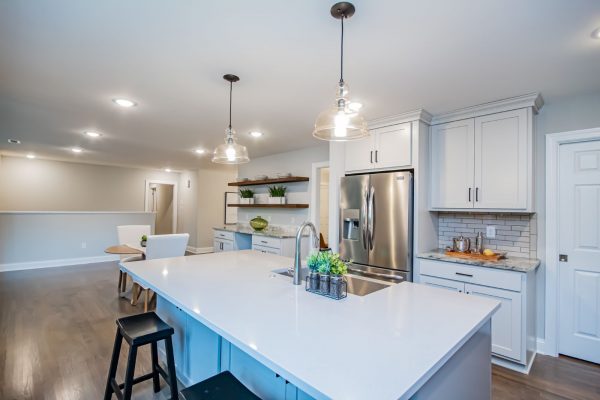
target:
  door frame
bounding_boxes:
[310,161,330,244]
[545,127,600,356]
[145,179,178,234]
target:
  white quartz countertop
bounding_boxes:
[122,250,499,400]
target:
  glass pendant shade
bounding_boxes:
[212,128,249,164]
[313,82,368,141]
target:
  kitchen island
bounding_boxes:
[121,250,499,399]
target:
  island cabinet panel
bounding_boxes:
[420,275,465,293]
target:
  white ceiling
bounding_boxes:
[1,0,599,170]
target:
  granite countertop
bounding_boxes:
[214,224,300,238]
[418,249,540,273]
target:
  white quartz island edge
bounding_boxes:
[121,250,500,399]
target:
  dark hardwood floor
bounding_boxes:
[1,261,599,400]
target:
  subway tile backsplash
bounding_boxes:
[438,212,537,259]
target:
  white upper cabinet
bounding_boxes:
[474,109,528,209]
[430,119,475,209]
[345,123,412,172]
[429,94,541,212]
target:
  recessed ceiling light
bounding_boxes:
[71,147,83,153]
[26,154,36,159]
[7,139,21,144]
[112,98,137,108]
[249,131,264,138]
[164,168,172,172]
[592,27,600,39]
[349,102,363,111]
[84,131,101,138]
[195,148,206,154]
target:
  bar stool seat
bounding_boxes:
[181,371,260,400]
[104,311,179,400]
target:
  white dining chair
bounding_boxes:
[131,233,189,311]
[116,225,151,296]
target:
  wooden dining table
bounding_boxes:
[104,244,145,256]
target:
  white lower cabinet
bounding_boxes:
[251,235,307,258]
[213,230,252,253]
[419,258,535,370]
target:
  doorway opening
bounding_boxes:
[311,162,330,249]
[145,180,178,234]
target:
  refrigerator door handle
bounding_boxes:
[368,186,375,250]
[361,189,369,250]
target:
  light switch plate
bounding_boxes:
[486,226,496,239]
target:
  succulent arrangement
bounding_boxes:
[268,185,287,197]
[239,188,254,198]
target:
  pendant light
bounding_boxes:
[212,74,250,164]
[313,2,368,141]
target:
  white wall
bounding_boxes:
[196,166,238,248]
[236,144,329,226]
[0,211,155,270]
[534,91,600,340]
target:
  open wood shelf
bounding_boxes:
[227,204,309,209]
[228,176,309,186]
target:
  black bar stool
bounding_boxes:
[104,311,179,400]
[181,371,260,400]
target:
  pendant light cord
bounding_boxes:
[228,81,233,129]
[340,15,344,84]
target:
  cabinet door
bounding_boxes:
[420,275,465,293]
[465,283,522,361]
[221,240,234,252]
[474,109,529,209]
[214,239,223,252]
[430,119,475,209]
[374,123,412,169]
[229,344,287,399]
[252,244,281,255]
[345,135,375,172]
[185,315,221,383]
[155,297,187,374]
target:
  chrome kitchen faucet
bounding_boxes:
[292,222,319,285]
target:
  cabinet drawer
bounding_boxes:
[213,230,234,241]
[252,244,281,255]
[252,235,281,249]
[419,259,522,292]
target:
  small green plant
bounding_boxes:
[329,253,348,276]
[141,235,148,241]
[268,185,287,197]
[307,251,320,272]
[239,188,254,198]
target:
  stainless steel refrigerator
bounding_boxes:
[339,171,413,282]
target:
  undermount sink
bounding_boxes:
[272,268,391,296]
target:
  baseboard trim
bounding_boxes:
[0,254,120,272]
[186,246,213,254]
[492,352,536,374]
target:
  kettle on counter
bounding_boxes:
[452,235,471,253]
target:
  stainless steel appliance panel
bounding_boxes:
[368,171,413,272]
[339,174,369,265]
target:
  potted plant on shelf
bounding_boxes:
[306,251,321,291]
[239,188,255,205]
[329,253,349,298]
[268,185,287,204]
[140,235,147,247]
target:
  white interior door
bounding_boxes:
[430,119,475,209]
[559,139,600,364]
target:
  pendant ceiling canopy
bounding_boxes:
[212,74,250,164]
[313,2,368,142]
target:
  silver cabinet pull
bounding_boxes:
[475,188,479,202]
[375,150,378,163]
[370,151,373,163]
[455,272,473,278]
[261,240,267,244]
[468,188,472,202]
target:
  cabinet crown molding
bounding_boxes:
[431,93,544,126]
[368,109,432,129]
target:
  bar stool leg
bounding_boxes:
[123,344,138,400]
[150,341,161,393]
[104,329,123,400]
[164,336,179,400]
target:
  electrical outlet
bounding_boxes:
[81,242,87,249]
[486,226,496,239]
